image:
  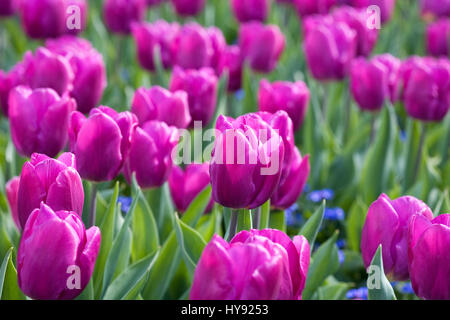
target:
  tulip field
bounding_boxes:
[0,0,449,302]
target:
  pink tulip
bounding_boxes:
[6,176,21,231]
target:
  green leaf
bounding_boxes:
[181,185,212,227]
[269,210,286,232]
[302,232,340,300]
[346,198,368,252]
[242,64,257,115]
[367,245,397,300]
[259,200,271,230]
[237,209,252,233]
[403,119,421,191]
[103,250,159,300]
[76,279,94,300]
[318,282,350,300]
[0,248,25,300]
[298,200,325,249]
[196,207,219,242]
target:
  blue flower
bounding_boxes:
[307,189,334,203]
[324,207,345,221]
[338,249,345,265]
[400,282,414,295]
[336,239,346,249]
[234,89,245,101]
[400,130,407,142]
[346,287,368,300]
[117,196,132,214]
[285,203,303,227]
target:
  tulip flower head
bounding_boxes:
[103,0,146,34]
[426,18,450,57]
[294,0,337,17]
[361,194,434,281]
[420,0,450,19]
[17,152,84,230]
[171,0,205,16]
[218,45,243,92]
[0,0,15,16]
[6,176,21,231]
[17,203,100,300]
[231,0,269,23]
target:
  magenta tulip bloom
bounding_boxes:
[103,0,146,34]
[64,0,88,35]
[123,120,179,189]
[17,0,66,38]
[6,176,21,231]
[0,64,24,116]
[271,148,310,210]
[420,0,450,19]
[132,86,191,129]
[209,113,285,209]
[231,0,269,23]
[17,203,100,300]
[294,0,336,17]
[147,0,165,6]
[131,20,180,71]
[171,0,205,16]
[218,45,243,92]
[371,53,401,103]
[69,106,138,182]
[171,22,213,70]
[9,86,76,158]
[361,194,434,281]
[169,67,218,128]
[17,152,84,230]
[346,0,396,23]
[403,59,450,122]
[332,6,379,57]
[207,27,226,74]
[239,22,285,73]
[303,15,357,81]
[168,163,214,213]
[0,0,15,16]
[190,229,310,300]
[258,79,310,131]
[46,36,107,114]
[408,214,450,300]
[426,19,450,57]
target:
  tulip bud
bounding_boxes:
[426,18,450,57]
[190,229,310,300]
[123,120,179,189]
[404,58,450,122]
[218,45,243,92]
[17,0,66,38]
[209,113,285,209]
[168,163,214,213]
[6,177,21,231]
[169,67,218,128]
[103,0,146,34]
[69,106,138,182]
[420,0,450,19]
[17,152,84,230]
[361,194,433,281]
[131,20,180,71]
[171,0,205,16]
[271,148,310,210]
[408,214,450,300]
[303,15,357,81]
[239,22,285,73]
[231,0,269,23]
[171,22,213,70]
[0,0,15,16]
[131,86,191,128]
[17,203,100,300]
[331,6,379,57]
[0,64,24,116]
[9,86,76,157]
[46,36,107,114]
[258,79,310,131]
[294,0,336,17]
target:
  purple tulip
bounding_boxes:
[147,0,165,6]
[190,229,310,300]
[171,22,213,70]
[331,6,379,57]
[0,0,15,16]
[9,86,76,158]
[209,113,285,209]
[171,0,205,16]
[218,45,243,92]
[131,20,180,71]
[294,0,337,17]
[420,0,450,19]
[46,36,107,114]
[123,120,179,189]
[346,0,396,23]
[426,19,450,57]
[17,203,100,300]
[207,27,227,74]
[271,148,310,210]
[239,22,285,73]
[258,79,310,131]
[408,214,450,300]
[303,15,357,81]
[6,176,21,231]
[69,106,138,182]
[131,86,191,129]
[64,0,88,35]
[371,53,401,103]
[169,67,218,128]
[231,0,269,23]
[168,163,214,213]
[103,0,146,34]
[17,152,84,231]
[403,58,450,122]
[361,194,434,281]
[0,64,24,116]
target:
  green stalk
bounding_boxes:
[412,122,427,186]
[88,183,98,227]
[227,210,239,241]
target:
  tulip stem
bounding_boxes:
[227,210,239,241]
[253,207,261,229]
[369,112,377,144]
[412,122,427,186]
[88,183,98,227]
